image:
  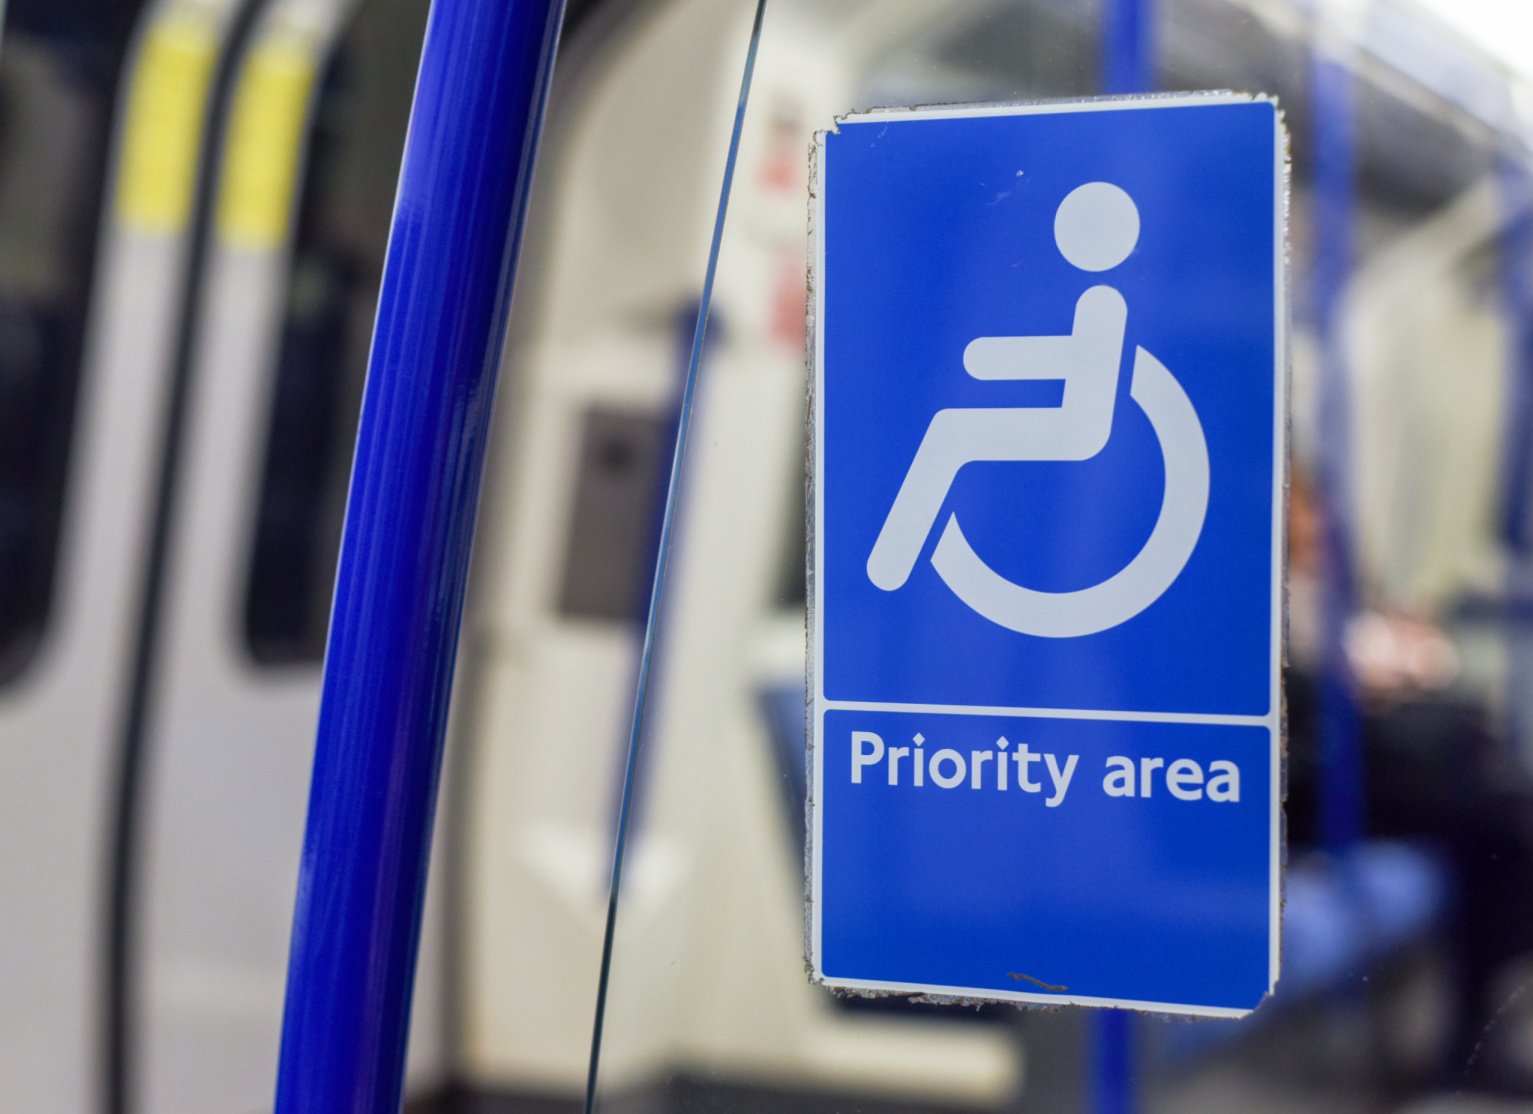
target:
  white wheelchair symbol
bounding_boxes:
[866,182,1210,638]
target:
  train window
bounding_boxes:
[773,426,807,611]
[558,407,673,622]
[0,0,145,684]
[242,0,427,665]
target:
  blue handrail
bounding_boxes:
[1103,0,1154,98]
[1093,4,1153,1113]
[1310,43,1364,853]
[1496,150,1533,743]
[1496,154,1533,557]
[273,1,565,1110]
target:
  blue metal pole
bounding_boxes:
[1495,149,1533,744]
[1310,44,1364,854]
[1092,5,1152,1113]
[273,1,565,1110]
[1103,0,1154,96]
[1090,1013,1134,1114]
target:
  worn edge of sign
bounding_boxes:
[801,91,1295,1019]
[832,87,1276,123]
[1274,98,1294,1025]
[803,124,827,991]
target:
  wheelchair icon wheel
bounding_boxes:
[930,346,1209,638]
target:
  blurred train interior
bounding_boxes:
[4,0,1533,1111]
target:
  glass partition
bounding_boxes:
[453,0,1533,1109]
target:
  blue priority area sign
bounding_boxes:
[809,96,1285,1016]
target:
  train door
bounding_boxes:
[0,0,255,1107]
[126,0,438,1108]
[455,0,1024,1105]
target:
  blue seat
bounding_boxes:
[1160,840,1451,1059]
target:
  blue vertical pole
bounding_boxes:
[1103,0,1154,97]
[1091,1016,1134,1114]
[273,1,565,1110]
[1496,149,1533,744]
[1093,4,1152,1113]
[1310,43,1364,854]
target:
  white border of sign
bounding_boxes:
[807,93,1288,1018]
